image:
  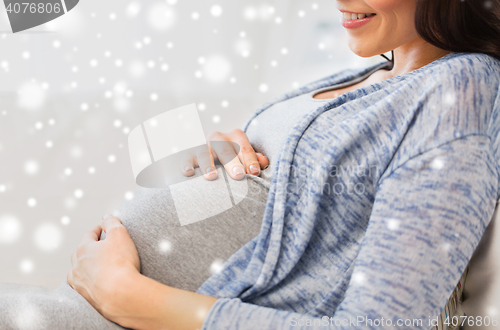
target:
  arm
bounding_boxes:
[104,272,218,330]
[198,134,498,329]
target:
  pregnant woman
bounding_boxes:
[2,0,500,329]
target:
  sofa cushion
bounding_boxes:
[461,199,500,329]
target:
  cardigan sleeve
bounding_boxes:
[200,134,499,330]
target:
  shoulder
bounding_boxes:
[403,52,500,131]
[387,53,500,171]
[455,52,500,75]
[437,52,500,73]
[411,52,500,93]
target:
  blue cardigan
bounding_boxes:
[196,52,500,329]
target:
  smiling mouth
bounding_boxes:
[340,12,376,20]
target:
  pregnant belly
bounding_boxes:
[112,175,270,292]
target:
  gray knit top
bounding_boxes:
[197,52,500,329]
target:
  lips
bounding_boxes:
[339,10,376,29]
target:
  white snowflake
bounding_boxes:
[74,189,84,199]
[34,223,62,251]
[210,5,223,17]
[210,259,224,274]
[429,157,445,170]
[386,218,400,231]
[158,239,172,253]
[351,271,365,285]
[18,81,46,110]
[20,259,34,273]
[126,2,141,17]
[61,216,70,226]
[24,160,39,175]
[0,215,22,244]
[203,55,231,83]
[148,3,176,31]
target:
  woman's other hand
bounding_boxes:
[180,128,269,181]
[67,214,140,320]
[67,215,218,329]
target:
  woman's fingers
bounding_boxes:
[80,225,103,245]
[179,151,196,177]
[178,130,267,181]
[101,215,125,235]
[256,152,270,170]
[208,135,245,180]
[227,129,262,176]
[195,144,218,180]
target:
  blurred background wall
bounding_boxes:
[0,0,383,288]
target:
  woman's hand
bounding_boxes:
[67,214,141,320]
[68,214,218,330]
[180,128,269,181]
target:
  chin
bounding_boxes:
[347,40,380,58]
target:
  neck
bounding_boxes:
[386,37,451,78]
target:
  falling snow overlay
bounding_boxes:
[0,0,382,290]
